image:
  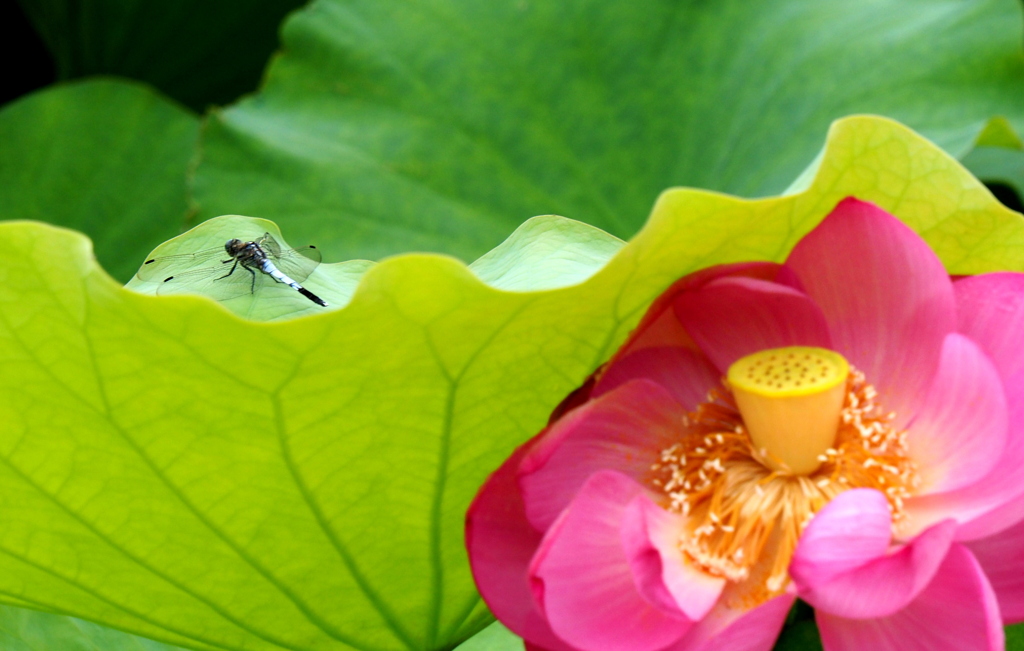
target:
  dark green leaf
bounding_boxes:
[195,0,1024,262]
[453,622,520,651]
[0,78,199,282]
[0,605,188,651]
[1007,622,1024,650]
[962,116,1024,209]
[774,620,823,651]
[963,147,1024,207]
[16,0,307,110]
[772,620,1024,650]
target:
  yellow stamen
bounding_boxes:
[728,347,849,475]
[649,363,917,605]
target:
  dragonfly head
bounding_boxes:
[224,239,245,256]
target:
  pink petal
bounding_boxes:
[593,265,802,411]
[621,494,725,621]
[465,442,575,651]
[790,489,893,584]
[519,379,685,531]
[906,334,1007,494]
[610,284,700,356]
[665,592,795,651]
[816,544,1003,651]
[954,273,1024,382]
[605,262,790,360]
[783,198,955,427]
[529,471,692,651]
[673,276,832,373]
[904,367,1024,540]
[791,489,956,618]
[966,516,1024,622]
[593,345,720,412]
[535,264,792,425]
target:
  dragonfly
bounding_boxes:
[137,233,328,306]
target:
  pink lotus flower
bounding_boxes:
[466,198,1024,651]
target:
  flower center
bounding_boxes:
[728,346,849,475]
[649,348,919,604]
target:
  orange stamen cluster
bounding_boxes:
[649,367,918,602]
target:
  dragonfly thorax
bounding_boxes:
[224,238,266,264]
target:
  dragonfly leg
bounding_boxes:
[218,259,239,280]
[246,266,257,294]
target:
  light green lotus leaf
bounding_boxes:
[124,215,373,322]
[467,216,625,292]
[193,0,1024,263]
[123,214,622,321]
[0,116,1020,651]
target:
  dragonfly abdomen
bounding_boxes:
[261,259,328,307]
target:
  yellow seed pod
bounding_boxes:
[728,347,849,475]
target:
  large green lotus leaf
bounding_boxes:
[0,604,187,651]
[0,116,1020,651]
[0,79,198,283]
[193,0,1024,263]
[16,0,307,111]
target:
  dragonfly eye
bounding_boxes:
[225,239,242,254]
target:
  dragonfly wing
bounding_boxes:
[136,246,226,281]
[258,233,282,258]
[271,245,322,283]
[155,262,259,301]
